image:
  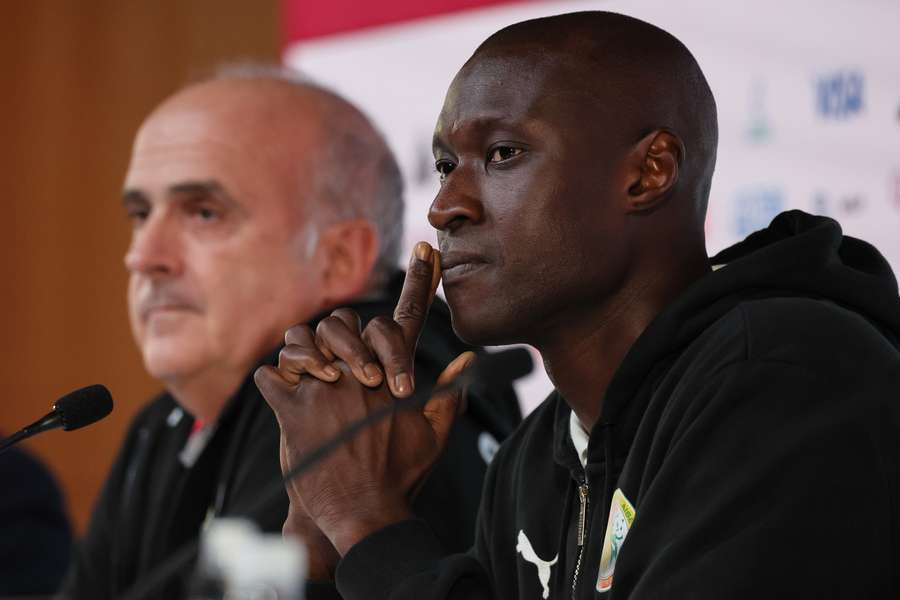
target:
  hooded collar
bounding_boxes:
[550,210,900,473]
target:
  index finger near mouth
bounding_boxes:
[394,242,441,353]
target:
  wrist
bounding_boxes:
[304,536,340,582]
[323,504,414,556]
[283,507,340,582]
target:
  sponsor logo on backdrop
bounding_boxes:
[815,70,865,120]
[812,191,867,217]
[745,80,773,144]
[734,185,784,237]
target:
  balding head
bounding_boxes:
[142,70,404,276]
[123,68,403,417]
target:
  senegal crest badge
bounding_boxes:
[596,488,635,593]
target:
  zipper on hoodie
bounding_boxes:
[571,477,589,599]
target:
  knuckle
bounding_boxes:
[277,346,297,367]
[331,307,360,323]
[285,324,313,345]
[315,315,343,338]
[253,366,271,387]
[279,346,319,370]
[299,352,325,369]
[363,316,400,338]
[395,302,426,324]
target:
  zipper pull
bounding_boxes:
[576,482,589,547]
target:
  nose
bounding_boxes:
[427,172,485,232]
[123,213,182,277]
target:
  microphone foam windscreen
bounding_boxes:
[54,384,114,431]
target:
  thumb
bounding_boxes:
[422,351,476,451]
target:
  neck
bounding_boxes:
[164,364,249,423]
[538,252,710,431]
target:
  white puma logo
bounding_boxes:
[516,530,558,599]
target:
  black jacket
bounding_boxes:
[62,272,520,599]
[334,211,900,599]
[0,445,72,595]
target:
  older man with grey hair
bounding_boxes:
[62,66,520,599]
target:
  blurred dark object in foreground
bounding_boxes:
[0,440,72,595]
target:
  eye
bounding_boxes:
[434,159,456,182]
[487,146,524,163]
[124,205,150,228]
[127,208,149,223]
[187,203,223,223]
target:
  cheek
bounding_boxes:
[127,276,144,342]
[199,244,315,345]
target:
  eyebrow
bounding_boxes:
[121,180,239,209]
[122,188,149,206]
[432,115,524,154]
[169,180,239,208]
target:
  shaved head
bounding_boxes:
[473,11,718,225]
[430,11,718,348]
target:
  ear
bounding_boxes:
[625,129,684,213]
[315,219,380,306]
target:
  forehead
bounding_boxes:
[127,108,259,188]
[125,88,317,212]
[436,51,610,142]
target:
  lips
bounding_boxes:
[440,250,488,284]
[143,304,194,320]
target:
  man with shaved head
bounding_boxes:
[258,11,900,599]
[62,68,520,599]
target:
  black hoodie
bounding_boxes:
[334,211,900,599]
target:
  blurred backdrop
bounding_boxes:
[2,0,898,533]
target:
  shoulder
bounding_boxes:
[685,297,899,373]
[0,447,65,510]
[657,297,900,436]
[736,297,899,367]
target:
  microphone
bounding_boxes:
[0,384,113,455]
[119,348,532,600]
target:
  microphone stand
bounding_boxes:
[0,412,61,455]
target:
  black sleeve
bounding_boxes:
[334,520,492,600]
[614,358,899,598]
[332,437,505,600]
[0,448,72,596]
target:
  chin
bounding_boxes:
[140,338,207,382]
[448,304,522,348]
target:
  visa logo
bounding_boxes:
[815,70,864,119]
